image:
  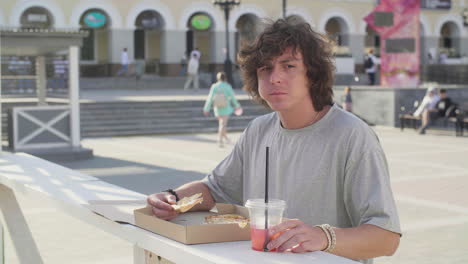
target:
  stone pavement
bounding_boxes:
[2,126,468,263]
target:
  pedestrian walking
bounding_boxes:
[117,48,129,76]
[183,53,200,91]
[203,72,242,147]
[364,49,378,85]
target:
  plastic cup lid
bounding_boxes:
[245,199,286,209]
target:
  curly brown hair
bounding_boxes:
[237,18,335,111]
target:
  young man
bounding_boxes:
[148,19,401,263]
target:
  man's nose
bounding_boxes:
[269,66,283,84]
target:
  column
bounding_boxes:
[350,34,365,64]
[0,49,2,154]
[0,217,3,264]
[36,56,47,106]
[214,31,226,64]
[69,46,80,148]
[161,30,185,63]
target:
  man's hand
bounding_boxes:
[267,219,328,253]
[203,111,209,117]
[147,192,179,220]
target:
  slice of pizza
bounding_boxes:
[205,214,250,228]
[171,193,203,213]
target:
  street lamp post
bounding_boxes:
[283,0,287,18]
[213,0,240,86]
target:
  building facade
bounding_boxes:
[1,0,467,77]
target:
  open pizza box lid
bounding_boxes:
[134,203,250,244]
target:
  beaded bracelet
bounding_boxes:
[315,224,331,252]
[315,224,336,253]
[324,224,336,253]
[163,189,180,202]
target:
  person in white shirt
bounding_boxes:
[117,48,129,76]
[190,48,201,61]
[364,49,378,85]
[413,87,440,134]
[183,53,200,90]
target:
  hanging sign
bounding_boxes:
[191,14,212,30]
[84,11,107,28]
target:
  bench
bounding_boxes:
[0,152,358,264]
[399,105,467,137]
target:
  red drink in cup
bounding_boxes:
[245,199,286,252]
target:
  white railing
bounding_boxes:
[11,105,71,151]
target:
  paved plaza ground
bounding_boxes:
[3,126,468,263]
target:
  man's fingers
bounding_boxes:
[149,197,176,211]
[277,233,307,252]
[151,206,178,219]
[291,243,308,253]
[166,195,177,204]
[267,224,304,250]
[269,219,303,236]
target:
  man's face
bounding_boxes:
[257,47,312,112]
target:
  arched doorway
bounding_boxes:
[186,12,214,67]
[134,10,165,74]
[79,9,111,62]
[325,17,350,56]
[439,22,461,60]
[365,25,380,56]
[20,6,54,29]
[235,14,260,61]
[286,14,306,23]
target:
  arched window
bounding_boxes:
[134,10,165,61]
[365,25,380,56]
[186,12,214,65]
[20,6,54,29]
[439,22,460,58]
[79,9,111,61]
[325,17,350,56]
[235,14,260,59]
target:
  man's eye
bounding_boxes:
[287,64,295,68]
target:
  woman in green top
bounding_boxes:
[203,72,242,147]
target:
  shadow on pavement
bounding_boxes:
[58,155,206,195]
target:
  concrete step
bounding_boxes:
[81,118,251,132]
[82,125,248,138]
[1,99,269,140]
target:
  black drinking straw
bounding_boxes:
[263,147,269,251]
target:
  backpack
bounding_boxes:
[364,56,374,69]
[213,89,228,108]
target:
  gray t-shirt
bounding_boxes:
[202,104,401,263]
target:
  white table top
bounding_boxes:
[0,152,358,264]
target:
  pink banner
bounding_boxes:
[364,0,420,87]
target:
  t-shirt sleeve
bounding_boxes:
[343,145,402,236]
[200,131,245,205]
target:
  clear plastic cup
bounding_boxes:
[245,199,286,251]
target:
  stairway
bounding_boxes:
[2,99,270,141]
[80,99,270,137]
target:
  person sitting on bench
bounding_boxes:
[435,89,455,118]
[413,87,440,134]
